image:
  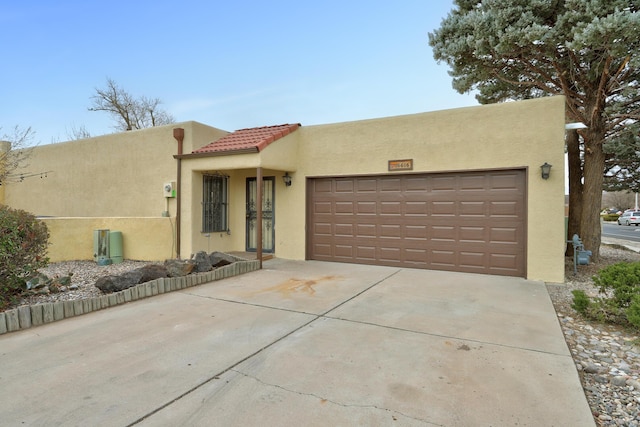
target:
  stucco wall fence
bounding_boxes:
[43,217,176,262]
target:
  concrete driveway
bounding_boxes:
[0,260,594,426]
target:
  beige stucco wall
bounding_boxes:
[175,129,302,257]
[179,97,565,282]
[183,167,292,258]
[3,121,227,217]
[42,217,175,262]
[5,97,565,281]
[293,97,565,281]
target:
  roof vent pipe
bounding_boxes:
[173,128,185,258]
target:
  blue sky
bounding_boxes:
[1,0,477,145]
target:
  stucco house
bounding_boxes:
[1,96,566,282]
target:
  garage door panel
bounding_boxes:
[380,247,402,262]
[459,201,486,216]
[405,177,429,191]
[380,201,402,215]
[405,225,428,240]
[459,251,486,268]
[335,180,354,193]
[431,225,456,241]
[357,201,377,214]
[355,246,377,260]
[490,201,519,217]
[335,201,355,214]
[314,223,333,235]
[404,249,428,264]
[431,176,457,191]
[334,223,354,237]
[308,170,525,277]
[405,201,428,216]
[313,180,333,193]
[355,223,377,237]
[356,179,377,192]
[489,254,520,271]
[490,227,519,244]
[431,249,456,267]
[491,173,520,189]
[459,226,486,242]
[314,201,332,214]
[432,202,456,216]
[380,177,402,191]
[380,224,402,238]
[460,175,487,190]
[334,245,354,258]
[312,243,333,257]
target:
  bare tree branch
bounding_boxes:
[0,125,36,185]
[89,78,175,132]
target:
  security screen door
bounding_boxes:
[246,177,275,252]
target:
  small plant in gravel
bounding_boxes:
[572,261,640,329]
[0,205,49,310]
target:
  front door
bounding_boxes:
[246,177,275,252]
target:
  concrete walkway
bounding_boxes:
[0,260,594,426]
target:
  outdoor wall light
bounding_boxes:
[283,172,292,187]
[540,162,552,180]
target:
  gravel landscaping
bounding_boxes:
[549,244,640,426]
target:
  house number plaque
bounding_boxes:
[388,159,413,171]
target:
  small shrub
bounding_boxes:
[572,261,640,330]
[601,214,621,222]
[571,289,591,314]
[627,295,640,329]
[592,262,640,307]
[0,205,49,310]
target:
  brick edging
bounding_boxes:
[0,259,261,335]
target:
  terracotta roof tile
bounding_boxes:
[193,123,300,154]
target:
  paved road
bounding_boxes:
[603,221,640,243]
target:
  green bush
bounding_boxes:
[571,261,640,330]
[0,205,49,310]
[626,295,640,329]
[571,289,591,314]
[601,214,621,222]
[592,262,640,307]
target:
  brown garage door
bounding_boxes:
[307,170,526,277]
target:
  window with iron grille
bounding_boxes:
[202,174,228,232]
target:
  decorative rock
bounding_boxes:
[612,376,629,387]
[164,259,195,277]
[54,276,71,287]
[594,375,609,384]
[193,251,213,272]
[25,273,51,290]
[95,270,143,293]
[209,251,235,268]
[584,363,604,374]
[137,264,169,282]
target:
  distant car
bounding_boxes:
[618,211,640,226]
